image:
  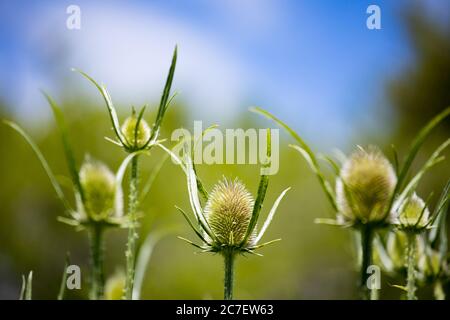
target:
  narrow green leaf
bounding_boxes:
[243,129,271,244]
[290,144,337,210]
[148,46,178,144]
[133,230,170,300]
[255,187,290,243]
[4,120,71,211]
[176,206,211,245]
[250,106,338,211]
[42,92,85,204]
[57,253,70,300]
[25,271,33,300]
[73,69,127,146]
[19,275,26,300]
[429,180,450,257]
[389,107,450,215]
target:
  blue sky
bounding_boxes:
[0,0,448,147]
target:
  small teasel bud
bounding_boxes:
[394,194,430,229]
[120,111,151,149]
[203,178,255,246]
[104,271,126,300]
[79,158,116,221]
[336,147,397,223]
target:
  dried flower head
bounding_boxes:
[204,178,255,246]
[393,193,430,230]
[336,147,397,224]
[120,111,151,150]
[79,158,116,221]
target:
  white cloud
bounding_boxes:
[14,1,250,124]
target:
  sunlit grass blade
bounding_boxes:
[318,153,340,176]
[133,230,170,300]
[43,92,85,203]
[3,120,71,211]
[25,271,33,300]
[73,69,127,146]
[255,187,290,244]
[19,275,26,300]
[393,107,450,201]
[290,144,337,210]
[397,138,450,207]
[250,106,338,211]
[57,253,70,300]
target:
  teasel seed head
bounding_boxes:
[394,193,430,229]
[204,178,255,247]
[336,147,397,224]
[386,231,408,271]
[79,158,116,221]
[120,112,151,149]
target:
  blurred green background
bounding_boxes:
[0,1,449,299]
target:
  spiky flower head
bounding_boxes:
[204,178,255,247]
[79,158,116,221]
[120,112,151,149]
[393,193,430,229]
[336,147,397,224]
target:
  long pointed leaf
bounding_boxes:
[255,187,290,243]
[57,253,70,300]
[43,92,85,204]
[73,69,127,145]
[4,120,71,211]
[250,106,338,211]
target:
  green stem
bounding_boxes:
[433,280,445,300]
[406,233,417,300]
[124,156,139,300]
[360,225,374,300]
[89,224,104,300]
[223,249,235,300]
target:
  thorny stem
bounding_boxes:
[124,156,139,300]
[223,249,235,300]
[360,225,374,300]
[89,224,104,300]
[406,233,417,300]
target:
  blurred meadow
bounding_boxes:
[0,0,449,299]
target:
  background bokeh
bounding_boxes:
[0,0,449,299]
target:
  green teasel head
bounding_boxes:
[393,193,431,231]
[336,146,396,224]
[120,108,151,150]
[79,157,116,221]
[176,129,290,255]
[74,46,178,153]
[203,178,256,247]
